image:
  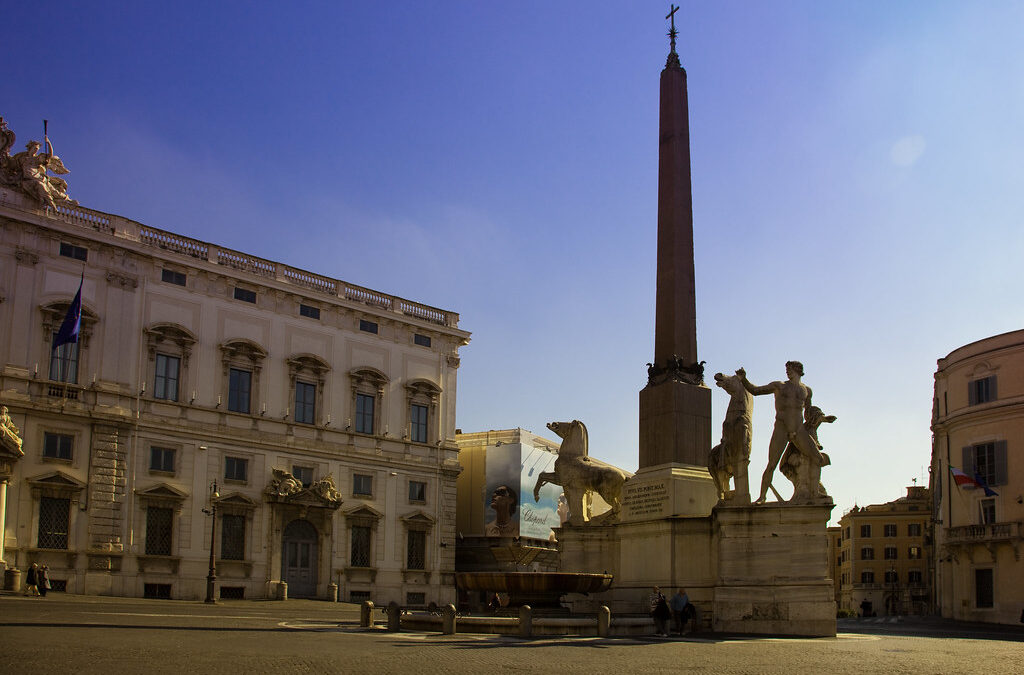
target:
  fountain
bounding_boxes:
[456,571,613,609]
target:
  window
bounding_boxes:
[350,525,372,567]
[43,432,73,461]
[883,524,897,537]
[353,473,373,496]
[407,529,426,570]
[884,546,897,560]
[861,547,874,560]
[220,514,246,560]
[350,590,371,603]
[979,499,996,525]
[860,571,874,584]
[49,335,79,383]
[407,592,426,606]
[228,368,252,413]
[292,465,313,488]
[409,480,426,503]
[154,354,180,401]
[410,404,428,443]
[884,570,898,585]
[860,525,871,537]
[150,446,175,473]
[233,287,256,303]
[907,570,923,585]
[968,376,996,405]
[294,381,316,424]
[161,269,186,286]
[38,497,70,549]
[144,583,172,599]
[220,340,266,416]
[975,569,994,608]
[414,334,431,348]
[908,546,922,560]
[844,526,850,538]
[359,319,378,334]
[145,507,173,555]
[299,304,320,319]
[963,441,1009,490]
[355,393,375,434]
[225,457,248,482]
[59,242,88,261]
[908,523,922,537]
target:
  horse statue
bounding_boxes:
[708,371,753,504]
[533,420,632,526]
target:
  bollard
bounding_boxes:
[518,604,533,638]
[279,581,288,601]
[387,601,402,632]
[360,601,375,628]
[328,582,338,603]
[442,603,457,635]
[597,605,611,637]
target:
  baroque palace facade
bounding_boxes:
[0,181,470,603]
[931,330,1024,624]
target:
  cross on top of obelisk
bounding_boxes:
[665,4,681,69]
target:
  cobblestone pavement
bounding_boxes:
[2,594,1023,674]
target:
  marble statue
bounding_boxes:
[779,406,836,503]
[310,473,342,505]
[0,118,76,209]
[739,362,828,504]
[267,468,303,497]
[533,420,633,526]
[708,371,752,504]
[1,405,23,453]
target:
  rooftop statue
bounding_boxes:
[0,117,77,210]
[739,362,834,505]
[533,420,633,526]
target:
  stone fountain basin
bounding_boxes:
[456,571,613,596]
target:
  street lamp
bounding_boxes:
[202,479,219,604]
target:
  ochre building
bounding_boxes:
[837,486,932,616]
[931,330,1024,624]
[0,181,470,604]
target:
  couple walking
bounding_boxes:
[24,562,51,597]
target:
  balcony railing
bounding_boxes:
[2,189,461,328]
[946,521,1022,544]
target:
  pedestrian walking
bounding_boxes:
[24,562,39,596]
[38,565,51,597]
[649,586,670,636]
[670,588,690,635]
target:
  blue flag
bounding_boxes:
[53,274,83,350]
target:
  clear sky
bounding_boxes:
[5,2,1023,524]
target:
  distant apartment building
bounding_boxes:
[931,330,1024,624]
[0,177,470,604]
[837,486,932,616]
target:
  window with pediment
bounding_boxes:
[287,354,330,425]
[27,471,86,551]
[401,512,435,572]
[349,368,387,435]
[144,324,196,403]
[214,493,258,561]
[346,505,383,569]
[219,339,266,414]
[40,301,99,385]
[135,483,188,558]
[404,380,440,444]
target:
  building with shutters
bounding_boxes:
[836,486,933,616]
[931,330,1024,624]
[0,172,470,604]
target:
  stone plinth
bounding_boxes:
[712,502,836,637]
[638,380,712,468]
[620,463,717,522]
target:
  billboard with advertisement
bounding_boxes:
[483,443,564,540]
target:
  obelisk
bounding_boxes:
[638,8,712,471]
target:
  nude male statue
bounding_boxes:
[738,361,823,504]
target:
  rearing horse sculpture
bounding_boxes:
[533,420,632,526]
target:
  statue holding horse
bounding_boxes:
[533,420,633,526]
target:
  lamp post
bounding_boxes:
[203,479,219,604]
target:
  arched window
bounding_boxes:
[219,339,267,414]
[404,380,441,444]
[40,301,98,385]
[144,323,196,402]
[349,367,388,435]
[286,354,330,425]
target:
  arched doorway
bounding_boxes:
[282,519,318,598]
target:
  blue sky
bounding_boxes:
[6,2,1023,524]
